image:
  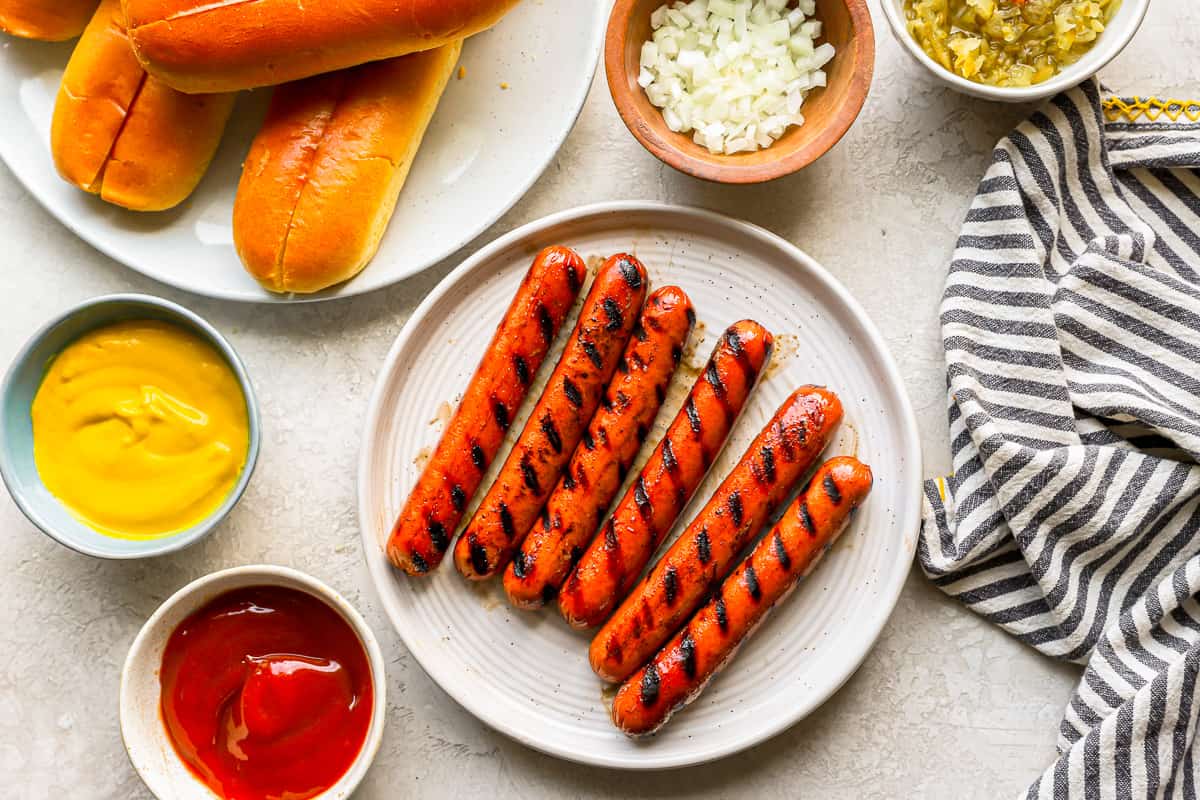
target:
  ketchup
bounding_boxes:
[160,586,373,800]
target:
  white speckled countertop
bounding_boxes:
[2,2,1197,797]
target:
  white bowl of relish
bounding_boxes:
[882,0,1151,102]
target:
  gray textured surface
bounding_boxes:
[1,2,1196,797]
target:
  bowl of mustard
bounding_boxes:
[0,294,260,559]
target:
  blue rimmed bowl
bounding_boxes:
[0,294,261,559]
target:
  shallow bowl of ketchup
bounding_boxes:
[120,565,386,800]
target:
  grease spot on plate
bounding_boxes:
[429,401,454,429]
[764,332,799,380]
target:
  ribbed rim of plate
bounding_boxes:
[356,201,923,768]
[0,7,606,304]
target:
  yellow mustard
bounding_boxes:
[31,320,249,539]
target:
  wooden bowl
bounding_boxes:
[606,0,876,184]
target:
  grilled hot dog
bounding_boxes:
[454,254,649,580]
[589,385,843,683]
[503,286,695,609]
[612,456,873,736]
[386,245,587,575]
[558,321,773,629]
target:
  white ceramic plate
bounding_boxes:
[358,202,922,769]
[0,3,605,302]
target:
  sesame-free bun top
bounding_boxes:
[122,0,521,93]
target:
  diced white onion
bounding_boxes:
[640,0,835,155]
[811,41,836,69]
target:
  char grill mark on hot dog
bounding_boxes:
[662,438,678,472]
[705,361,725,399]
[603,298,623,331]
[520,458,540,495]
[823,472,843,505]
[777,418,802,460]
[583,340,603,369]
[697,529,711,565]
[499,504,515,539]
[588,386,843,682]
[611,457,873,736]
[685,398,702,434]
[537,305,554,346]
[634,478,651,519]
[468,537,489,576]
[385,246,587,576]
[514,355,530,386]
[428,520,449,552]
[541,415,563,454]
[565,262,583,293]
[725,326,743,354]
[493,399,510,432]
[758,446,776,484]
[605,520,618,549]
[454,254,649,581]
[503,286,695,610]
[799,500,815,535]
[744,563,761,602]
[563,377,583,407]
[773,531,791,570]
[618,257,643,289]
[664,567,679,605]
[557,321,774,629]
[727,492,743,527]
[640,663,660,706]
[679,630,697,679]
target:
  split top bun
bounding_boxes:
[122,0,522,93]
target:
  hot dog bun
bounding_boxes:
[122,0,518,93]
[51,0,235,211]
[1,0,98,41]
[232,43,461,294]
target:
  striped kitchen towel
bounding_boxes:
[918,79,1200,798]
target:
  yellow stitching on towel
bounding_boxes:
[937,476,947,502]
[1103,97,1200,123]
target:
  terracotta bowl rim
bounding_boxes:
[605,0,877,184]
